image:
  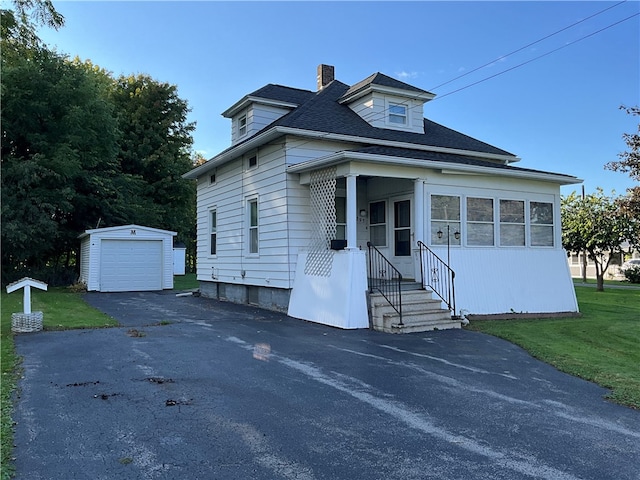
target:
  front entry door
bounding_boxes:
[392,197,414,279]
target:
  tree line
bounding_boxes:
[1,1,197,286]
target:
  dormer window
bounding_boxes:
[238,114,247,137]
[388,103,407,125]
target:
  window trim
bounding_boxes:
[430,194,461,246]
[386,100,408,127]
[238,113,247,138]
[529,200,555,248]
[247,196,259,256]
[466,196,495,247]
[245,150,258,171]
[369,200,387,247]
[498,198,526,247]
[209,208,217,257]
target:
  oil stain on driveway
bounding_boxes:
[12,292,640,479]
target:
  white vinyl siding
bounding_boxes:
[195,140,304,288]
[231,104,293,145]
[346,92,425,134]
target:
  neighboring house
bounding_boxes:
[568,246,639,279]
[184,65,581,331]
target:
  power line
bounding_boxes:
[434,12,639,101]
[429,0,629,91]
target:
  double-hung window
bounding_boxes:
[210,209,217,256]
[388,103,407,126]
[238,114,247,137]
[530,201,554,246]
[430,195,461,245]
[466,197,494,246]
[248,198,258,254]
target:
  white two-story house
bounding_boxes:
[184,65,580,331]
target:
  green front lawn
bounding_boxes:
[173,273,198,291]
[467,286,640,409]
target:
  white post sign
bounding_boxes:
[6,277,48,314]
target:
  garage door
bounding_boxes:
[100,240,163,292]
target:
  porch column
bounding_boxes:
[414,178,426,245]
[345,174,358,250]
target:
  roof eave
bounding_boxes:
[222,96,300,118]
[339,84,436,105]
[287,151,582,186]
[183,126,520,179]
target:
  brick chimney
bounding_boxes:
[317,64,334,91]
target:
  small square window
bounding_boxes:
[248,155,257,169]
[388,103,407,125]
[209,172,216,184]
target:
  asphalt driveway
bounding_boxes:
[13,291,640,479]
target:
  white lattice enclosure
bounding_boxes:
[304,167,337,277]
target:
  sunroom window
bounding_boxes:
[530,201,554,246]
[431,195,461,245]
[467,197,494,246]
[499,199,525,246]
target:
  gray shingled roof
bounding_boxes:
[341,72,432,100]
[246,84,314,106]
[349,146,574,179]
[266,80,515,157]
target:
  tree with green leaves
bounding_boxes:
[561,189,638,291]
[1,46,122,283]
[109,74,196,248]
[606,105,640,218]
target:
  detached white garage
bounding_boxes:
[79,225,176,292]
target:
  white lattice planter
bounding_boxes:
[11,312,44,333]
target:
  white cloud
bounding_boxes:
[396,71,418,80]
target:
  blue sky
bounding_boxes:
[37,1,639,196]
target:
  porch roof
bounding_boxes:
[286,146,582,185]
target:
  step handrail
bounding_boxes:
[366,242,403,325]
[417,240,456,316]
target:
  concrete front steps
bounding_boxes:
[369,287,461,333]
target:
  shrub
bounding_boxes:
[623,265,640,284]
